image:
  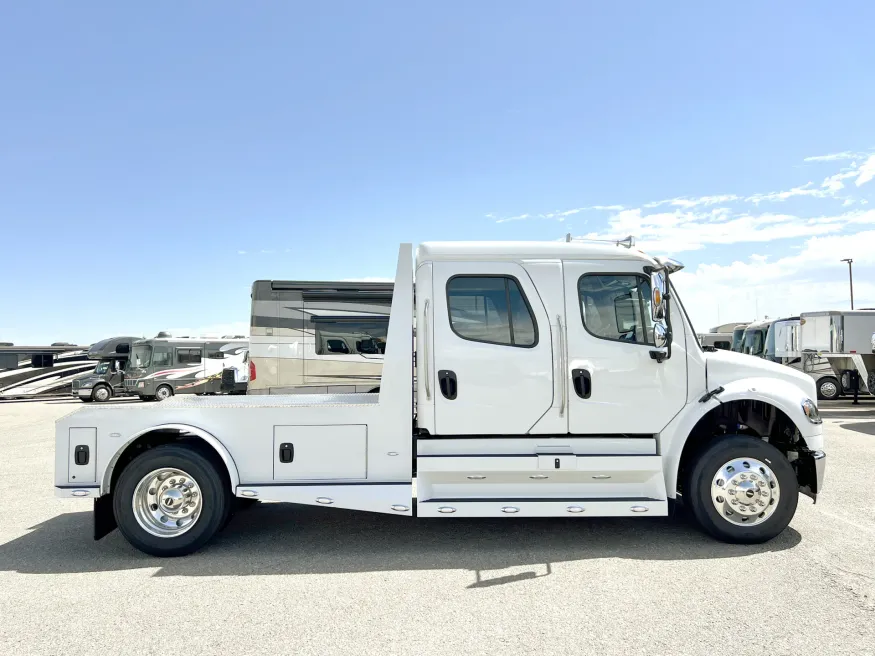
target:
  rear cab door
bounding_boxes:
[430,261,554,435]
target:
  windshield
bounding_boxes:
[731,328,745,352]
[130,345,152,369]
[94,361,111,375]
[743,329,766,356]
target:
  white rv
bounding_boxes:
[248,280,392,394]
[54,240,824,557]
[799,310,875,397]
[763,317,842,400]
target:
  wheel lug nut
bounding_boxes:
[149,488,156,495]
[169,479,176,485]
[739,474,747,480]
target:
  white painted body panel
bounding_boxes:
[54,240,824,529]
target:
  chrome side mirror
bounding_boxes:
[653,322,668,348]
[650,271,666,321]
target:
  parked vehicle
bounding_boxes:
[123,336,249,401]
[799,310,875,397]
[762,318,839,400]
[730,323,750,352]
[55,240,824,557]
[71,336,142,403]
[698,332,732,350]
[248,280,392,394]
[740,320,773,357]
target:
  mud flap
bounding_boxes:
[94,494,117,540]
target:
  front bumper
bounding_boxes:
[797,450,826,502]
[75,388,93,399]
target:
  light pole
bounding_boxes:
[841,258,854,310]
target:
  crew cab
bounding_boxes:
[54,240,825,556]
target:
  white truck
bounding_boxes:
[54,241,825,557]
[799,310,875,397]
[764,317,843,400]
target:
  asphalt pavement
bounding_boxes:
[1,398,873,655]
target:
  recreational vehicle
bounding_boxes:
[799,310,875,396]
[54,240,824,557]
[763,318,840,400]
[248,280,392,394]
[123,336,249,401]
[72,336,141,402]
[730,323,749,352]
[741,320,773,357]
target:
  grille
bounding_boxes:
[72,380,80,391]
[124,379,139,388]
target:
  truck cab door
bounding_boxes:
[430,262,554,435]
[562,262,687,435]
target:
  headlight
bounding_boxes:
[801,398,822,424]
[138,381,145,388]
[79,380,94,388]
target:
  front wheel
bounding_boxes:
[155,384,174,401]
[817,376,840,401]
[113,444,231,557]
[685,435,798,544]
[92,385,112,403]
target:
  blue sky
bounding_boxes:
[2,2,874,344]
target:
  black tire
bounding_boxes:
[91,385,113,403]
[155,384,174,401]
[113,444,231,557]
[685,435,798,544]
[816,376,840,401]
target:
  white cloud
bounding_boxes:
[644,194,741,209]
[855,154,875,187]
[803,151,861,162]
[494,213,531,223]
[572,207,875,254]
[237,250,247,255]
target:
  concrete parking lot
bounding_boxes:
[1,398,873,655]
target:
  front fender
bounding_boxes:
[661,376,823,498]
[101,422,241,495]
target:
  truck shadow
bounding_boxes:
[0,503,802,579]
[839,421,875,436]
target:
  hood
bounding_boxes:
[706,349,817,400]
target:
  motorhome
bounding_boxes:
[741,320,773,357]
[71,336,142,402]
[248,280,392,394]
[122,336,249,401]
[799,310,875,397]
[54,240,824,557]
[730,323,749,352]
[763,318,840,400]
[698,332,732,350]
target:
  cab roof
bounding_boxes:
[416,241,657,266]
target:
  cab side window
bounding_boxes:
[578,274,654,345]
[447,276,538,347]
[177,348,203,364]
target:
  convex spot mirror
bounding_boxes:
[652,323,668,348]
[650,271,667,321]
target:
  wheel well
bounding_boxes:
[107,429,231,495]
[677,400,813,496]
[369,387,380,393]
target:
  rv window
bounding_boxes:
[313,318,389,356]
[446,276,537,347]
[152,350,171,366]
[578,274,654,345]
[206,348,224,359]
[177,348,203,365]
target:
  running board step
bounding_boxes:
[417,498,667,518]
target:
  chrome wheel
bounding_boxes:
[155,385,172,401]
[93,386,111,402]
[132,468,202,538]
[711,457,780,527]
[819,379,838,399]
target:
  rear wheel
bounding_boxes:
[113,444,231,557]
[816,376,840,401]
[155,385,174,401]
[92,385,112,403]
[685,435,798,544]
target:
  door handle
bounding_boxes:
[572,369,591,399]
[438,370,457,400]
[278,442,294,463]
